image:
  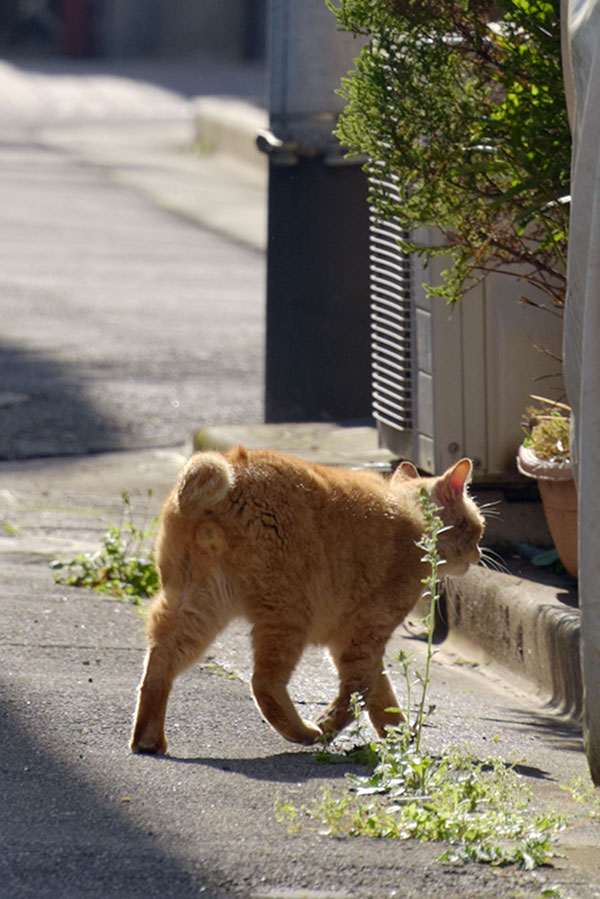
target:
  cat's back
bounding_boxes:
[226,445,392,515]
[222,449,424,628]
[162,445,411,537]
[157,447,423,633]
[219,447,417,571]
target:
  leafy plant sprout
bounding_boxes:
[521,395,571,462]
[413,487,447,752]
[51,490,159,603]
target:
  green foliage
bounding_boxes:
[330,0,570,306]
[563,775,600,820]
[521,397,571,460]
[1,519,19,536]
[279,728,565,867]
[297,749,564,868]
[315,693,383,767]
[51,492,159,603]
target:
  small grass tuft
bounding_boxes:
[1,519,19,536]
[51,491,159,603]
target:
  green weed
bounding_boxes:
[309,748,564,868]
[1,519,19,536]
[51,491,159,603]
[562,775,600,822]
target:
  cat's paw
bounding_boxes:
[130,733,168,755]
[311,720,339,746]
[305,724,326,746]
[282,720,323,745]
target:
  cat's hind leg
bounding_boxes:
[130,583,228,755]
[130,638,172,755]
[251,622,322,745]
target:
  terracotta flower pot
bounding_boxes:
[517,444,578,578]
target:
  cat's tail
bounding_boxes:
[173,452,236,516]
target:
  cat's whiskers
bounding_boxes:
[478,546,510,574]
[476,500,503,521]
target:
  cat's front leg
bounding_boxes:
[316,642,404,740]
[364,669,405,737]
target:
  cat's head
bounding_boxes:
[392,458,484,577]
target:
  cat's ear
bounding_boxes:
[391,460,419,483]
[434,458,473,504]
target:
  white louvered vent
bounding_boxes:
[368,168,413,438]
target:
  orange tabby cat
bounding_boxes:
[130,447,483,754]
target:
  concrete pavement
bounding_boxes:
[0,56,594,897]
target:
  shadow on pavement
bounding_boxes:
[166,749,363,783]
[510,705,584,753]
[0,698,225,898]
[480,706,584,758]
[0,342,125,460]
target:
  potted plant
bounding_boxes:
[517,397,577,577]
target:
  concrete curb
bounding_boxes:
[192,421,396,470]
[193,96,268,171]
[443,568,582,721]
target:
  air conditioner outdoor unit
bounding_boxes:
[369,175,565,479]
